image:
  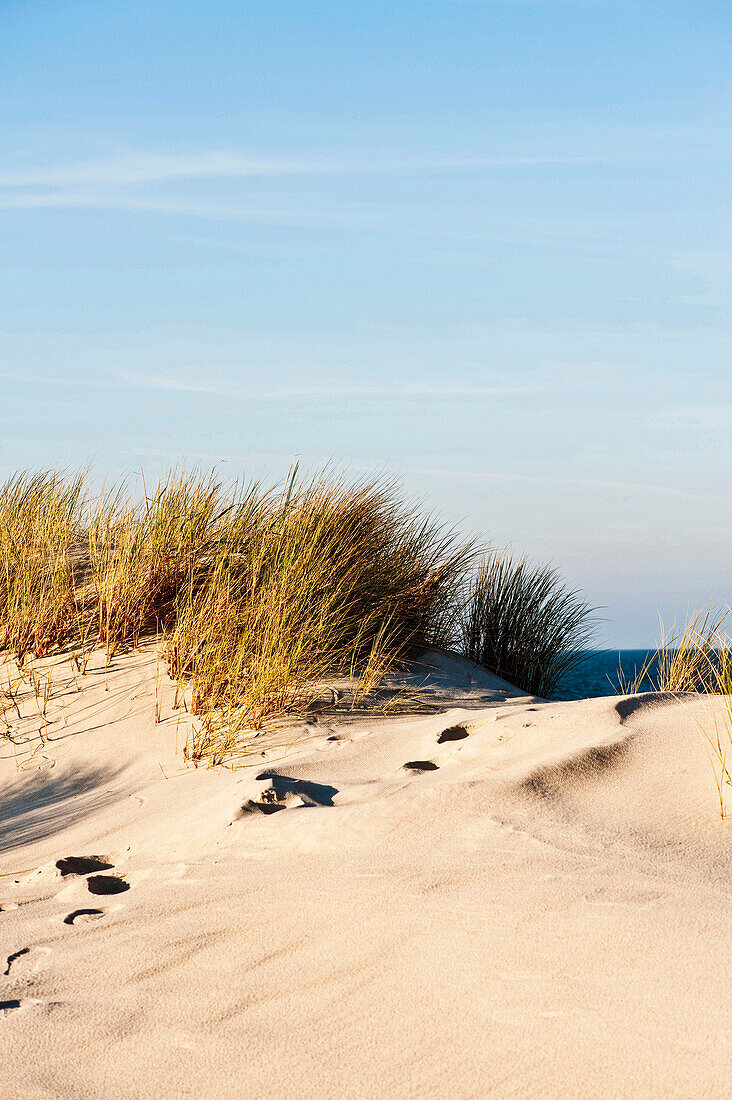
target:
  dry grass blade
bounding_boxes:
[690,620,732,819]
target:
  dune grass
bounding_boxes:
[457,550,595,698]
[0,471,86,663]
[706,638,732,818]
[0,464,598,763]
[617,607,726,695]
[619,607,732,817]
[88,469,223,658]
[168,471,474,762]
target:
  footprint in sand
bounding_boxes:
[3,948,29,976]
[54,857,131,920]
[63,908,106,926]
[243,789,287,815]
[3,946,50,976]
[437,725,469,744]
[403,760,439,773]
[242,773,340,815]
[86,875,130,896]
[56,856,114,877]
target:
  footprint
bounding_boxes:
[243,791,287,815]
[86,875,129,896]
[3,949,29,976]
[56,856,114,877]
[403,760,439,772]
[256,773,338,807]
[437,725,469,744]
[0,1000,21,1013]
[64,908,105,926]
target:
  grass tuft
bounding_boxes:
[88,469,223,658]
[619,607,732,817]
[169,471,473,761]
[0,470,86,663]
[0,464,600,765]
[617,607,724,695]
[458,550,595,698]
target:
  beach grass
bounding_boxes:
[457,550,595,698]
[168,470,473,761]
[0,464,600,762]
[88,469,223,659]
[0,470,86,663]
[617,607,726,695]
[617,606,732,816]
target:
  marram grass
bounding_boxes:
[619,607,732,817]
[457,550,595,699]
[0,470,86,663]
[0,465,600,763]
[88,469,223,658]
[168,471,474,762]
[617,607,725,695]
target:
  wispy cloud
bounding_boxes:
[0,190,328,225]
[388,462,704,500]
[0,370,536,400]
[647,404,732,444]
[0,147,611,222]
[0,145,612,224]
[141,378,537,399]
[0,149,601,190]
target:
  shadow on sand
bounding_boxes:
[0,765,129,854]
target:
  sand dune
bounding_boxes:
[0,648,729,1098]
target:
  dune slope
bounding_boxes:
[0,649,729,1099]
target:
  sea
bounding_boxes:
[556,650,659,700]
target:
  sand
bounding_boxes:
[0,646,729,1099]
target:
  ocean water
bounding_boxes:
[557,650,659,700]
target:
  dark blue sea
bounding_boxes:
[557,650,659,700]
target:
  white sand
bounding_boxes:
[0,647,729,1098]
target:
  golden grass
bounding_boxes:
[706,643,732,818]
[617,607,724,694]
[0,471,86,663]
[88,469,222,658]
[457,550,595,698]
[618,607,732,818]
[0,464,597,765]
[168,471,474,762]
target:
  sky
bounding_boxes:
[1,0,730,646]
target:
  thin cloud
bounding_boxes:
[0,147,616,226]
[0,149,603,191]
[0,370,537,400]
[119,374,539,399]
[391,462,706,500]
[0,190,329,226]
[648,404,732,429]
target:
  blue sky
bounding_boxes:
[1,0,730,645]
